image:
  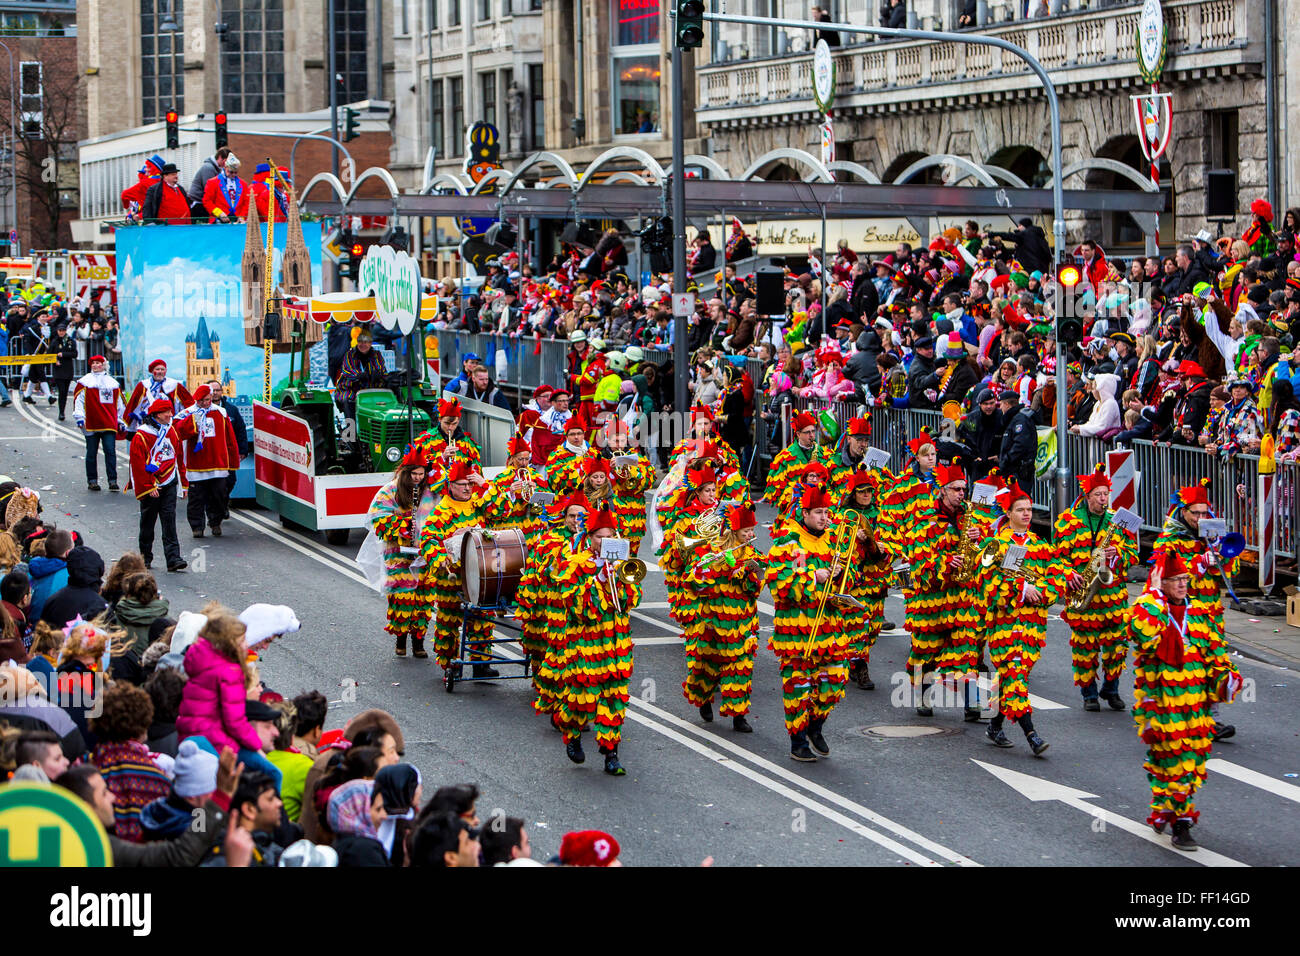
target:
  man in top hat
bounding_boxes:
[174,384,241,539]
[128,398,189,573]
[125,360,193,432]
[141,163,192,224]
[1128,551,1242,851]
[72,354,126,492]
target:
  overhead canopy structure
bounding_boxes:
[283,292,441,325]
[298,147,1164,226]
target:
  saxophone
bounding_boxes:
[952,504,985,583]
[1069,522,1118,611]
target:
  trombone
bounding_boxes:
[803,512,868,656]
[605,556,647,614]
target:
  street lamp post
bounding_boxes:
[0,41,16,248]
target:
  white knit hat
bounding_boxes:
[172,739,219,798]
[239,603,301,648]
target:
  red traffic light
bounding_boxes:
[349,243,364,257]
[165,110,178,123]
[1057,264,1081,288]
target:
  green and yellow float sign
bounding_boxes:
[0,782,113,867]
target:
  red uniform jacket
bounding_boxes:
[72,372,126,433]
[129,422,188,498]
[125,378,193,425]
[250,176,287,223]
[202,173,250,221]
[121,172,159,216]
[176,405,240,477]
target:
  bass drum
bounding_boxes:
[460,528,528,607]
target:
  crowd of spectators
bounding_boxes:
[0,481,624,867]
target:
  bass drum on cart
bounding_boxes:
[460,528,527,607]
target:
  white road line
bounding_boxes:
[629,609,683,636]
[621,709,945,866]
[1207,758,1300,805]
[629,696,979,866]
[0,435,54,440]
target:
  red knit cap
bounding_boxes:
[559,830,620,867]
[148,359,167,372]
[908,431,936,455]
[687,463,717,488]
[438,396,462,419]
[727,506,758,531]
[587,509,619,534]
[583,456,612,479]
[146,398,173,417]
[400,446,431,469]
[445,460,478,484]
[934,462,966,487]
[1077,464,1111,494]
[800,485,834,511]
[845,417,870,438]
[506,434,530,456]
[791,411,817,433]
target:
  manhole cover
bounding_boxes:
[857,725,962,739]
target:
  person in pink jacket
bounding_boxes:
[176,603,282,787]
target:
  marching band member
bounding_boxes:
[412,397,482,478]
[681,505,764,732]
[124,359,193,432]
[977,479,1059,755]
[668,405,741,473]
[552,508,640,775]
[767,485,868,762]
[577,456,616,518]
[902,462,985,720]
[658,463,722,631]
[518,493,590,716]
[762,411,820,505]
[772,460,832,537]
[605,419,655,554]
[1054,466,1139,711]
[877,431,938,549]
[417,460,497,677]
[835,472,895,691]
[822,416,877,495]
[1152,480,1241,742]
[1128,553,1242,851]
[543,414,591,497]
[701,440,753,508]
[480,434,546,534]
[367,448,439,659]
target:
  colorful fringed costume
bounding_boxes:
[976,524,1061,722]
[1153,517,1237,641]
[411,426,481,472]
[610,451,655,552]
[1055,495,1139,695]
[417,467,495,669]
[517,518,577,714]
[832,475,895,678]
[762,438,820,505]
[544,440,591,497]
[1127,585,1240,828]
[552,531,640,753]
[367,475,439,642]
[481,464,548,534]
[766,491,868,740]
[902,495,986,679]
[680,510,765,718]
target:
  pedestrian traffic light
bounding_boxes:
[343,106,361,142]
[214,111,228,149]
[675,0,705,49]
[337,229,355,280]
[165,109,179,149]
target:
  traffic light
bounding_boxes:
[337,229,355,280]
[214,111,228,149]
[675,0,705,50]
[165,109,179,149]
[1057,260,1083,345]
[343,106,360,142]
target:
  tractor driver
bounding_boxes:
[335,326,388,425]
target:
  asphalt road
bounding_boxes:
[5,397,1298,867]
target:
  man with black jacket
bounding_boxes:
[997,392,1038,491]
[51,322,78,419]
[141,163,192,224]
[906,336,937,408]
[988,218,1052,275]
[846,325,884,397]
[958,389,1004,480]
[1172,360,1213,446]
[1171,244,1210,298]
[849,261,880,322]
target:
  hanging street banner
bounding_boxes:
[1136,0,1167,83]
